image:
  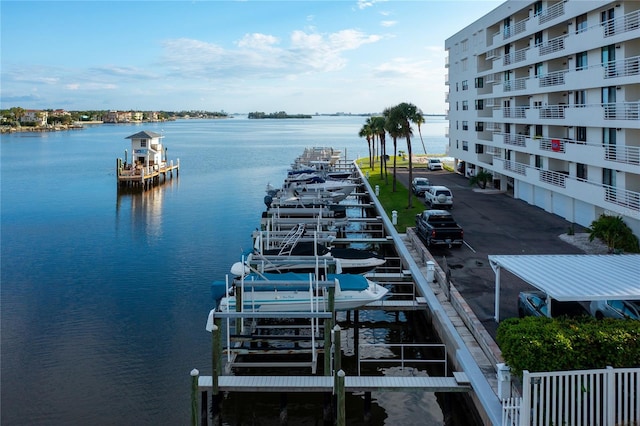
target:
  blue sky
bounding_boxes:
[1,0,504,114]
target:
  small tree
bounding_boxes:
[588,214,640,253]
[468,170,493,189]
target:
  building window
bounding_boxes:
[601,44,615,65]
[461,39,468,52]
[461,58,468,71]
[576,13,588,33]
[456,120,459,130]
[462,141,469,151]
[576,126,587,142]
[456,82,459,92]
[601,8,615,37]
[534,62,543,77]
[503,17,511,37]
[577,163,587,181]
[462,121,469,130]
[603,128,616,160]
[456,101,459,111]
[574,90,586,106]
[474,77,484,88]
[475,122,484,131]
[602,86,616,104]
[535,155,542,168]
[475,99,484,110]
[535,125,543,137]
[534,31,543,47]
[603,168,615,187]
[462,80,468,90]
[475,144,484,154]
[462,100,469,111]
[576,51,587,70]
[533,1,542,16]
[140,140,147,147]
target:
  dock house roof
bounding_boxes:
[488,254,640,321]
[126,131,162,140]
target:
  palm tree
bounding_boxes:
[390,102,423,208]
[358,122,374,169]
[383,107,402,192]
[370,116,387,180]
[468,170,493,189]
[415,112,427,155]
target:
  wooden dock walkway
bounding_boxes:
[198,373,471,393]
[116,159,179,190]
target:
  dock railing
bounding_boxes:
[357,343,448,376]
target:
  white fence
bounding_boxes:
[502,367,640,426]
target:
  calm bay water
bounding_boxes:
[1,116,452,425]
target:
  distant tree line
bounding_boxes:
[0,107,228,128]
[248,111,312,119]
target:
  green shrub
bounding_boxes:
[497,316,640,377]
[588,214,640,253]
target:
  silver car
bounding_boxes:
[589,300,640,320]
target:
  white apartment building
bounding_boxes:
[445,0,640,237]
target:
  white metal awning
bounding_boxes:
[488,254,640,321]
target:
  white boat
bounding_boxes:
[211,272,388,312]
[240,225,386,274]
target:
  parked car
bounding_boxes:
[411,177,431,196]
[517,291,589,318]
[415,209,464,248]
[589,300,640,320]
[424,185,453,209]
[428,158,443,171]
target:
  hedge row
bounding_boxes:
[496,316,640,377]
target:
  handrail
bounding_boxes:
[497,160,640,213]
[357,343,448,376]
[538,1,564,24]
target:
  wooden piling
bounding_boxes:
[211,318,222,425]
[336,370,345,426]
[190,369,199,426]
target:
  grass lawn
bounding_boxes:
[357,156,426,232]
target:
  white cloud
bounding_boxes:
[381,20,397,27]
[160,29,384,79]
[236,33,279,49]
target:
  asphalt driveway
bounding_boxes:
[396,168,590,336]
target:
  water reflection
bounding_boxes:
[115,177,180,240]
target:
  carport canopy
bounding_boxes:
[488,254,640,322]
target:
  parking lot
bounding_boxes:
[397,168,593,336]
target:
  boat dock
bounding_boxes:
[116,130,180,190]
[191,147,505,426]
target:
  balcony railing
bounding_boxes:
[503,133,526,147]
[486,48,499,60]
[538,105,566,119]
[503,17,529,40]
[502,106,528,119]
[603,9,640,37]
[538,137,566,153]
[504,77,527,92]
[604,102,640,120]
[496,160,640,214]
[503,160,527,175]
[605,185,640,212]
[604,55,640,79]
[485,122,501,132]
[540,170,567,188]
[538,70,566,87]
[538,1,564,24]
[605,144,640,165]
[539,35,566,56]
[503,48,528,66]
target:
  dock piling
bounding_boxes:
[190,369,199,426]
